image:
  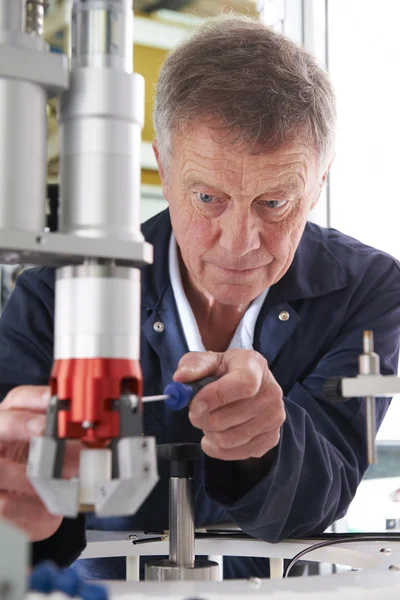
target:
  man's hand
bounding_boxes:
[0,386,80,542]
[173,349,286,461]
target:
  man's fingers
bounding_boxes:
[174,351,224,383]
[202,417,272,450]
[0,491,62,542]
[190,367,265,415]
[1,386,50,412]
[63,441,81,479]
[0,457,37,496]
[201,430,281,461]
[0,410,46,442]
[189,395,265,432]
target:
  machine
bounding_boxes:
[0,0,158,518]
[1,1,400,599]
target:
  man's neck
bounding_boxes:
[179,253,250,352]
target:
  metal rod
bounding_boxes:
[169,477,195,568]
[366,396,377,464]
[363,330,374,354]
[0,0,25,32]
[142,394,168,403]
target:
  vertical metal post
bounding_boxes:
[0,0,25,32]
[169,477,195,568]
[359,331,379,464]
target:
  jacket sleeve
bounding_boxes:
[203,257,400,542]
[0,268,86,566]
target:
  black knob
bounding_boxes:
[323,377,347,404]
[157,443,202,478]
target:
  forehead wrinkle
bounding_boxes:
[179,142,313,197]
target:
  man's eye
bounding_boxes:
[263,200,288,209]
[197,193,215,203]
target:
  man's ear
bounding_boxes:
[311,154,335,210]
[152,140,169,201]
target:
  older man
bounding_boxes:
[0,15,399,580]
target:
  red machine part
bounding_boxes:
[50,358,143,447]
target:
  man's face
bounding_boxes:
[155,125,329,306]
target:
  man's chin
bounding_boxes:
[207,282,266,306]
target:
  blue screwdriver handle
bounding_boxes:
[163,376,217,411]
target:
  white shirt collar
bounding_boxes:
[168,233,269,352]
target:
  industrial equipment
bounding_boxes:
[1,2,400,599]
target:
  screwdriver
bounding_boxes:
[142,376,217,411]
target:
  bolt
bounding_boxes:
[143,464,150,475]
[380,548,392,555]
[82,420,95,429]
[389,564,400,571]
[142,440,148,450]
[129,535,139,541]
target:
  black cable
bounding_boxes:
[283,534,400,578]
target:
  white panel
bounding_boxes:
[328,0,400,440]
[328,0,400,259]
[303,0,329,227]
[283,0,303,46]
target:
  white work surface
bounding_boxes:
[104,570,400,599]
[82,530,400,571]
[77,531,400,597]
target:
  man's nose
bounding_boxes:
[218,208,261,257]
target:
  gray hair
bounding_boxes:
[153,14,336,169]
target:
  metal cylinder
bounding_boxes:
[54,264,141,360]
[59,68,144,241]
[25,1,46,37]
[0,0,24,32]
[145,559,220,582]
[0,79,46,231]
[72,0,133,71]
[169,478,195,567]
[359,330,380,465]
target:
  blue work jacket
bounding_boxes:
[1,209,400,580]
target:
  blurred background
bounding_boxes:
[3,0,400,540]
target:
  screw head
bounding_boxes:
[129,534,139,541]
[279,311,290,321]
[82,420,95,429]
[380,548,392,555]
[389,564,400,571]
[153,321,165,333]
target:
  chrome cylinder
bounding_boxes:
[26,1,46,37]
[58,66,144,241]
[169,478,195,567]
[72,0,133,71]
[0,79,46,231]
[0,0,24,32]
[54,264,141,360]
[59,0,144,242]
[359,331,380,464]
[145,560,220,582]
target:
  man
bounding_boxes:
[0,14,400,580]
